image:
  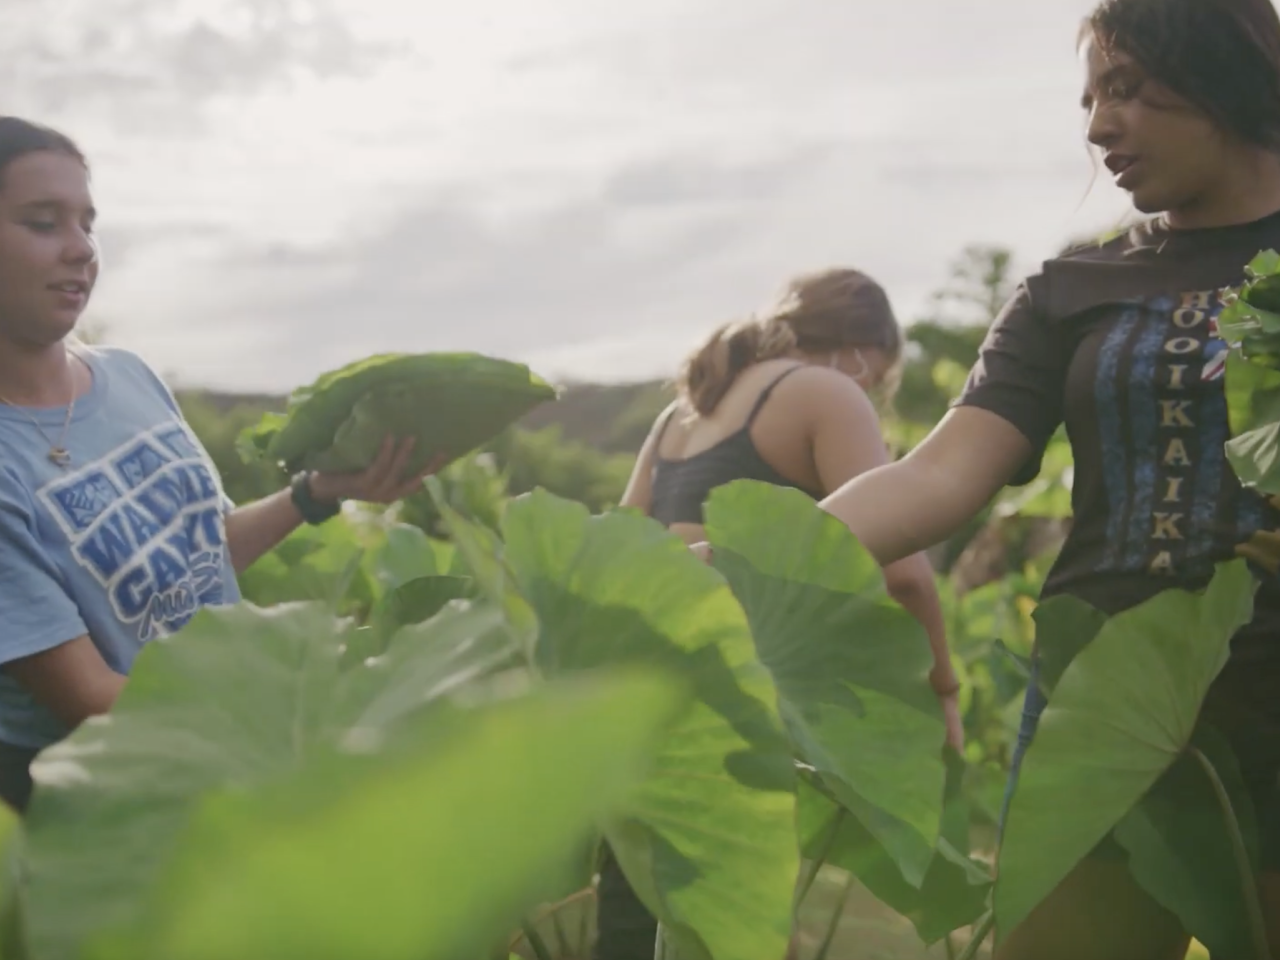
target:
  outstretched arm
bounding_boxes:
[805,376,1031,749]
[818,406,1033,564]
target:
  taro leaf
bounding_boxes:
[20,599,518,960]
[234,410,287,464]
[1030,594,1108,697]
[994,560,1256,941]
[364,522,451,591]
[337,601,519,731]
[1223,251,1280,495]
[241,353,558,476]
[1113,723,1260,958]
[85,671,685,960]
[357,575,473,657]
[1224,352,1280,496]
[796,750,991,946]
[1245,248,1280,282]
[704,480,946,887]
[237,518,373,614]
[501,490,799,960]
[425,476,538,655]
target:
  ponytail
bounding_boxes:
[675,317,797,417]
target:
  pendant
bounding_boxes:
[48,448,71,468]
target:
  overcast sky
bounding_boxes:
[3,0,1134,393]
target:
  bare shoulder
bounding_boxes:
[760,364,877,420]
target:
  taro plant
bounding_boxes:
[1,473,1270,960]
[995,560,1265,957]
[10,594,689,960]
[1220,249,1280,496]
[431,479,995,959]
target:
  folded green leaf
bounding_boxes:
[238,353,558,476]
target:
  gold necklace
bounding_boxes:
[0,381,78,469]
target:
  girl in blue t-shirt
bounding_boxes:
[0,116,438,811]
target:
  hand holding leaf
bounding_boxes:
[309,436,449,505]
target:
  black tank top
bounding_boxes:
[649,366,822,526]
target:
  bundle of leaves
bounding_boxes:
[1219,250,1280,493]
[236,352,559,477]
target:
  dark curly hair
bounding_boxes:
[1085,0,1280,150]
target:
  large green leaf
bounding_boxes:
[994,560,1256,940]
[240,352,558,475]
[1113,723,1260,958]
[424,476,539,655]
[20,599,518,960]
[85,671,685,960]
[704,481,946,886]
[500,490,799,960]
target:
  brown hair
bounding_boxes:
[0,117,86,189]
[1085,0,1280,150]
[675,268,902,417]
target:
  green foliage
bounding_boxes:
[796,752,991,946]
[500,490,800,960]
[237,353,558,476]
[495,426,635,512]
[76,238,1274,959]
[705,482,946,885]
[177,391,289,505]
[21,599,522,959]
[88,671,683,960]
[995,560,1257,946]
[1221,250,1280,493]
[236,506,460,625]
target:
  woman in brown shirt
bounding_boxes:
[790,0,1280,956]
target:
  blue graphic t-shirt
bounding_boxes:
[0,344,239,748]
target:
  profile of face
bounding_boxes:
[0,150,98,348]
[1080,32,1230,217]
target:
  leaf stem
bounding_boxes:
[955,910,994,960]
[1188,745,1271,960]
[520,918,554,960]
[812,871,856,960]
[794,806,847,911]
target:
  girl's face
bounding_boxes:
[0,150,97,348]
[1080,33,1230,220]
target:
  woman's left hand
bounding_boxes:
[309,436,448,505]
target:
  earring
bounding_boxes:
[849,349,870,382]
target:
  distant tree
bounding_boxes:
[891,244,1015,430]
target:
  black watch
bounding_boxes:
[290,471,341,525]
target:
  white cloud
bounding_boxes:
[4,0,1131,392]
